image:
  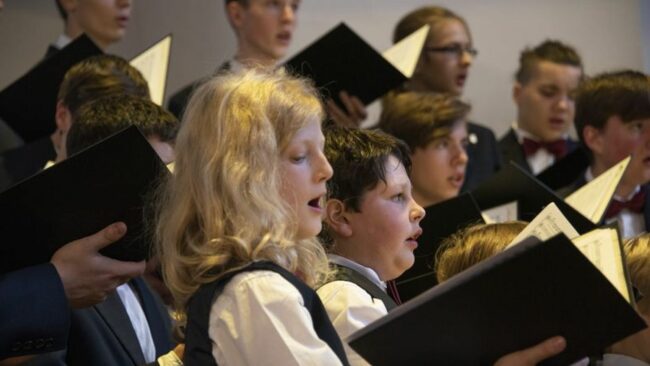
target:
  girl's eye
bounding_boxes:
[291,155,306,163]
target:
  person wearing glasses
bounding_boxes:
[390,6,502,192]
[499,40,583,175]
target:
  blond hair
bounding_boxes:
[435,222,527,283]
[624,234,650,313]
[155,69,330,320]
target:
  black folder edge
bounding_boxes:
[0,126,168,273]
[606,222,637,306]
[348,234,647,365]
[284,22,406,108]
[0,34,103,142]
[130,33,173,104]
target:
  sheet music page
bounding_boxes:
[382,25,429,78]
[572,228,629,302]
[508,203,579,248]
[130,35,172,106]
[565,156,630,223]
[481,201,518,224]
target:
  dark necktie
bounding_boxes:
[522,138,568,159]
[604,187,647,219]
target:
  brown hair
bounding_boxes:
[58,54,150,115]
[575,70,650,146]
[515,39,583,85]
[625,234,650,313]
[435,222,527,283]
[377,91,470,151]
[393,6,470,44]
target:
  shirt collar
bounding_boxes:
[328,254,386,291]
[54,34,72,50]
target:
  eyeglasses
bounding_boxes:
[424,45,478,58]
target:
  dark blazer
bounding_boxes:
[167,61,231,119]
[0,136,56,192]
[461,122,502,192]
[0,264,70,358]
[32,277,174,366]
[498,128,578,174]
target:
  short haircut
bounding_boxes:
[58,54,150,115]
[378,91,470,151]
[574,70,650,145]
[324,125,411,212]
[515,39,583,84]
[435,221,527,283]
[66,95,179,156]
[624,234,650,313]
[55,0,67,21]
[393,6,469,44]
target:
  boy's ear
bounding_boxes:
[582,123,604,155]
[55,100,72,132]
[512,82,523,104]
[226,1,245,30]
[324,199,353,238]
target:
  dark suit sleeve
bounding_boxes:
[461,122,502,192]
[167,83,197,120]
[0,263,70,358]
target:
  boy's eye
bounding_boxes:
[391,193,405,202]
[539,88,557,98]
[434,138,450,149]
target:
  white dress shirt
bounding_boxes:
[317,255,389,366]
[115,283,157,363]
[208,269,343,365]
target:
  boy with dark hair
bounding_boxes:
[378,91,470,208]
[318,126,567,366]
[500,39,584,174]
[168,0,300,118]
[567,70,650,239]
[64,94,178,163]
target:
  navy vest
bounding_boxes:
[184,261,350,365]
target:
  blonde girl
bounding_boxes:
[155,69,348,365]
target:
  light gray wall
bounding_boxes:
[1,0,647,137]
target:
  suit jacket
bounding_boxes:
[32,277,173,366]
[498,128,578,174]
[0,136,56,192]
[167,61,231,119]
[461,122,502,192]
[0,264,70,358]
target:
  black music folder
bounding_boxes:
[0,126,168,274]
[284,23,407,109]
[395,193,484,301]
[0,34,102,142]
[471,162,596,233]
[536,146,590,191]
[348,234,646,366]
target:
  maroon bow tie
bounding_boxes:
[604,188,647,219]
[522,138,568,159]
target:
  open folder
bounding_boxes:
[348,234,645,366]
[471,162,596,233]
[0,126,169,274]
[284,23,428,109]
[395,193,484,301]
[130,34,172,106]
[0,34,102,142]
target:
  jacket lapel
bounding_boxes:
[131,277,173,357]
[94,290,146,365]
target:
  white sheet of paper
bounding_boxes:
[508,202,579,248]
[572,228,630,302]
[130,35,172,106]
[382,25,429,78]
[481,201,518,224]
[565,156,630,223]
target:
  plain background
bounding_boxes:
[1,0,650,137]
